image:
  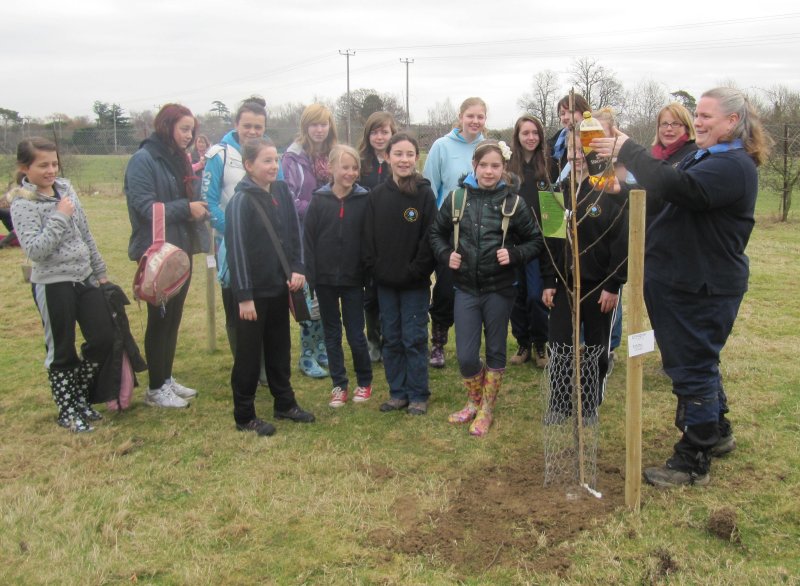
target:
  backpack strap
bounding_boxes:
[500,193,520,248]
[152,202,166,246]
[450,187,467,252]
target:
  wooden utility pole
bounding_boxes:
[400,58,414,127]
[339,49,355,143]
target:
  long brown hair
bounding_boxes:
[386,132,422,195]
[358,111,397,175]
[508,115,548,181]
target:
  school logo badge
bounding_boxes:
[404,207,419,222]
[588,204,602,218]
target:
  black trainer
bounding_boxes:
[379,398,409,412]
[236,418,276,436]
[274,405,316,423]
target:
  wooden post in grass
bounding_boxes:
[625,189,646,511]
[206,222,217,353]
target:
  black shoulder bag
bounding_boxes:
[248,195,311,322]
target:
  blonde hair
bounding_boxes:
[701,87,772,166]
[652,102,695,146]
[328,144,361,171]
[455,97,487,130]
[297,103,338,156]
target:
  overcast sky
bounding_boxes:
[2,0,799,128]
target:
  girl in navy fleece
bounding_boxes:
[362,133,437,415]
[226,138,314,436]
[303,145,373,408]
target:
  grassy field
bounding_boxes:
[0,169,798,584]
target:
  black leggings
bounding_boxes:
[145,273,191,389]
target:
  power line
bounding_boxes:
[355,12,800,52]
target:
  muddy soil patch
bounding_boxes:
[386,453,624,575]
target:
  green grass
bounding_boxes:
[1,154,131,197]
[0,185,798,584]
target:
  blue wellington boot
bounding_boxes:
[299,321,328,378]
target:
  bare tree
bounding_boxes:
[764,85,800,122]
[426,98,457,138]
[130,110,155,141]
[569,58,625,111]
[762,85,800,221]
[518,70,560,130]
[569,58,604,106]
[624,80,669,144]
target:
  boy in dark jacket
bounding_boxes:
[540,142,628,425]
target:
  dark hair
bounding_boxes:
[235,95,267,125]
[153,104,197,198]
[16,137,58,185]
[241,137,277,166]
[508,115,548,181]
[556,94,591,118]
[472,139,511,186]
[358,111,397,175]
[386,132,421,194]
[154,103,197,153]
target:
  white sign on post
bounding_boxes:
[628,330,655,357]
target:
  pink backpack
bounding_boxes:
[132,202,190,308]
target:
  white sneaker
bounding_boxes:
[145,384,189,408]
[168,377,198,399]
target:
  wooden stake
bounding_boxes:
[567,89,585,486]
[206,222,217,353]
[625,189,646,511]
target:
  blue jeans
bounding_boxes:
[377,286,430,402]
[315,285,372,390]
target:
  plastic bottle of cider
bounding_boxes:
[580,111,612,185]
[579,111,604,155]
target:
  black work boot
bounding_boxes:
[644,427,714,488]
[711,415,736,457]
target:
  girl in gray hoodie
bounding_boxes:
[9,137,114,432]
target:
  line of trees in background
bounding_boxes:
[2,58,799,219]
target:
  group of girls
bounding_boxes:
[11,87,765,481]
